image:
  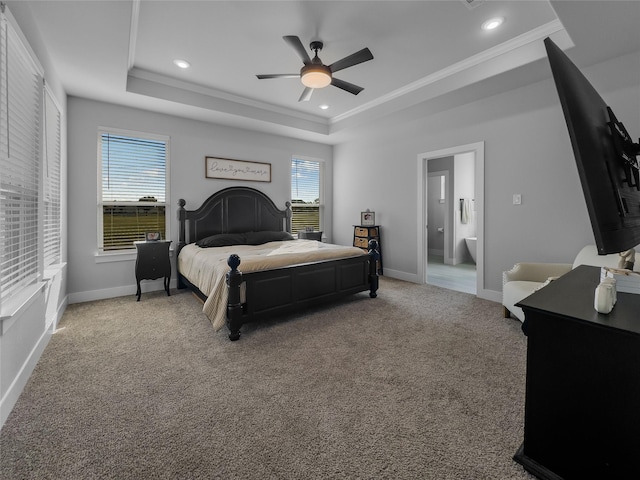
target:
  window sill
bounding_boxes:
[95,250,137,263]
[0,282,46,335]
[95,247,175,264]
[44,262,67,279]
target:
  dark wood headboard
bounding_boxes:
[177,186,291,250]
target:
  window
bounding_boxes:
[98,130,169,251]
[0,12,44,304]
[43,87,61,266]
[290,157,323,234]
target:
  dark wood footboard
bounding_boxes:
[225,243,379,341]
[176,188,380,341]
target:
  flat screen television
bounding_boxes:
[545,37,640,255]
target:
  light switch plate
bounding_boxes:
[513,194,522,205]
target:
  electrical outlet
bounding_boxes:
[513,194,522,205]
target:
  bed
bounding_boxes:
[176,186,380,340]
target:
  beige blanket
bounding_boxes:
[178,240,367,330]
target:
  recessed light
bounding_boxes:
[319,104,329,110]
[173,59,191,69]
[481,17,505,31]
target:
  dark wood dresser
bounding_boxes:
[514,265,640,479]
[134,240,171,301]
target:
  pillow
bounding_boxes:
[245,230,294,245]
[196,233,247,248]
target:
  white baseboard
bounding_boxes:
[68,278,178,304]
[50,295,69,331]
[381,268,419,283]
[478,288,501,304]
[0,324,52,429]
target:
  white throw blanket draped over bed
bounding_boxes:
[178,240,367,331]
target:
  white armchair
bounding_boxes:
[503,245,639,321]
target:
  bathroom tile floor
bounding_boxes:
[427,255,477,295]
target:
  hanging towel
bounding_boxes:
[461,198,472,224]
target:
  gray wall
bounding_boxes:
[333,50,640,296]
[67,98,333,302]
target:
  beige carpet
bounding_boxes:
[0,277,534,479]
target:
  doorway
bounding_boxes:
[426,165,476,294]
[417,142,485,297]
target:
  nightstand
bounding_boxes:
[297,230,323,241]
[353,225,382,274]
[134,240,171,301]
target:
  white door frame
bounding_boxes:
[417,141,485,296]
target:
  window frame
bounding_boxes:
[290,155,324,234]
[43,85,62,267]
[96,127,170,255]
[0,9,45,310]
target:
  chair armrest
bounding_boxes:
[503,262,573,285]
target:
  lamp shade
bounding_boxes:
[301,64,332,89]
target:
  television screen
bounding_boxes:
[544,37,640,254]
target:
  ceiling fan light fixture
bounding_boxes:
[256,36,371,99]
[301,64,332,89]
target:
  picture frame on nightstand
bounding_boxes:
[361,211,375,226]
[145,231,161,241]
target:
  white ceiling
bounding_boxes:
[20,0,640,144]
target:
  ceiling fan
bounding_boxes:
[256,36,374,102]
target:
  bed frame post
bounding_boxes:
[177,199,186,249]
[285,201,292,233]
[368,239,380,298]
[177,199,187,289]
[226,254,243,341]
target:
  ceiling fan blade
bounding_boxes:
[256,74,300,79]
[331,77,364,95]
[329,48,373,73]
[284,35,311,65]
[298,87,314,102]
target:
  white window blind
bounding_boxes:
[0,12,43,304]
[291,157,322,234]
[98,131,168,251]
[43,88,61,267]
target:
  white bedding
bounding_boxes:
[178,239,367,330]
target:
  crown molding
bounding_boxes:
[127,67,329,126]
[331,19,569,125]
[127,0,140,71]
[125,19,572,139]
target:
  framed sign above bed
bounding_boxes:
[205,156,271,182]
